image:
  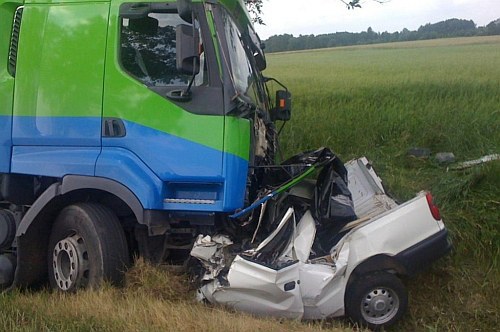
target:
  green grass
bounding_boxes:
[1,36,499,331]
[265,35,500,330]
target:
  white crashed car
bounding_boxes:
[190,158,451,330]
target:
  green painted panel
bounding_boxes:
[224,116,250,160]
[24,0,107,3]
[13,3,109,118]
[23,0,200,3]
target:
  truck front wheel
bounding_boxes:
[48,203,129,291]
[345,272,408,330]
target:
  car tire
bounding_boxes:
[345,271,408,330]
[48,203,129,291]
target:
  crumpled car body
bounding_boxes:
[194,209,348,319]
[190,156,451,327]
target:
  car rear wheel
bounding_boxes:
[345,272,408,330]
[48,203,129,291]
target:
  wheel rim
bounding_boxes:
[52,234,89,291]
[360,286,400,325]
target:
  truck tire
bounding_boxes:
[345,272,408,330]
[48,203,129,291]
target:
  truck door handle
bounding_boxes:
[102,118,126,137]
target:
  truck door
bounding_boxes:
[10,3,108,176]
[99,3,230,211]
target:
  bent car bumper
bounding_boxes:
[395,228,452,276]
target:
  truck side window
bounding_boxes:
[120,13,199,87]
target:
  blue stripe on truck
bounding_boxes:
[8,116,248,212]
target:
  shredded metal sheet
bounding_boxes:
[190,234,233,280]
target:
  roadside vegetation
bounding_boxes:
[1,36,498,331]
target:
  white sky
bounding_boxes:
[255,0,500,39]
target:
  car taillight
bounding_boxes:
[426,193,441,221]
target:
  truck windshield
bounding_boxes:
[221,10,267,110]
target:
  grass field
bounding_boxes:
[266,35,500,330]
[1,36,499,331]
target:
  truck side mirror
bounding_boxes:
[176,24,200,75]
[249,30,266,71]
[128,16,158,35]
[271,90,292,121]
[254,51,266,72]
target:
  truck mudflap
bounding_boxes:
[395,228,452,276]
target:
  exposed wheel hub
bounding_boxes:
[52,234,89,291]
[361,287,400,324]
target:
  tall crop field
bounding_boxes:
[1,36,498,331]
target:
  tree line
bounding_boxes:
[263,18,500,53]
